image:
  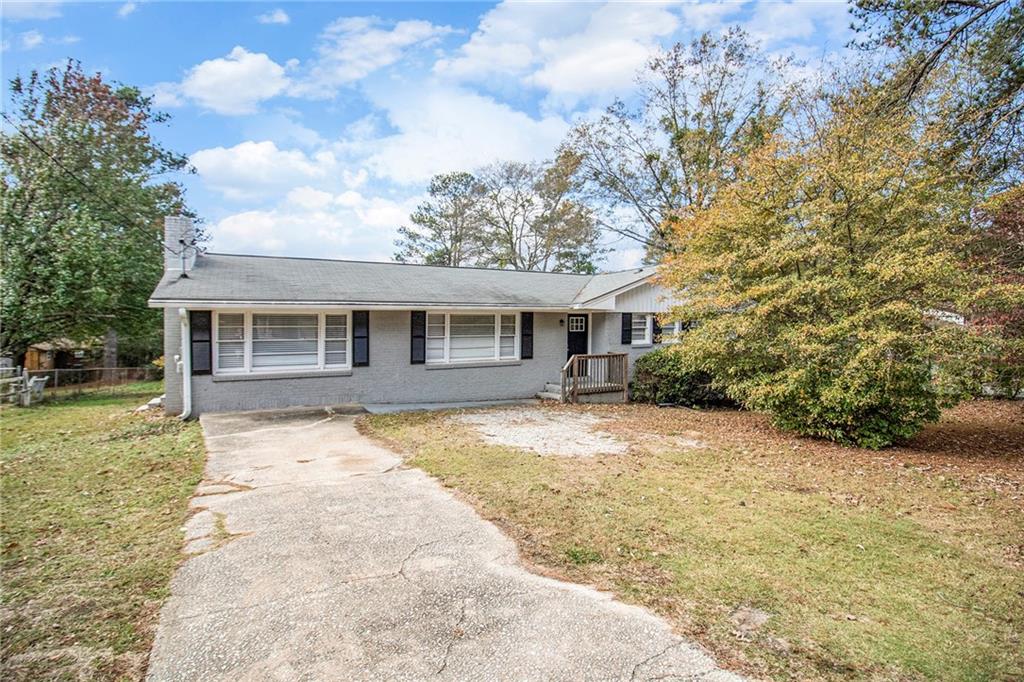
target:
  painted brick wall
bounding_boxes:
[591,312,664,380]
[163,308,183,415]
[167,310,569,415]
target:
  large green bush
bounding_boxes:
[744,344,945,449]
[656,80,1014,449]
[631,347,731,407]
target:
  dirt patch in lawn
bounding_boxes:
[452,407,629,456]
[362,399,1024,681]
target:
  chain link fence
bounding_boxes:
[23,366,163,402]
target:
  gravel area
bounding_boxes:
[454,407,628,457]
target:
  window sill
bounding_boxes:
[631,343,653,348]
[425,360,522,371]
[211,369,353,382]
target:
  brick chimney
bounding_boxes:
[164,215,197,273]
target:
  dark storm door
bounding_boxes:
[566,314,589,376]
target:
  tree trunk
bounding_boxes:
[103,329,118,382]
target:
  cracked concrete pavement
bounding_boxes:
[146,406,743,681]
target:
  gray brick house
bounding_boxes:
[149,217,680,417]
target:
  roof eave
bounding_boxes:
[148,299,580,311]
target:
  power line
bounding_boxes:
[0,109,184,256]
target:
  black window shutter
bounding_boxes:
[520,312,533,359]
[353,311,370,366]
[190,311,212,375]
[620,313,633,345]
[410,311,426,364]
[652,316,663,344]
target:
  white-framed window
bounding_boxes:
[568,316,586,332]
[214,311,352,374]
[499,313,516,359]
[251,313,318,369]
[324,314,349,367]
[425,312,519,364]
[660,320,691,343]
[426,313,446,363]
[631,314,652,345]
[216,313,245,370]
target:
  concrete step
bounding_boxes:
[536,391,562,402]
[544,382,562,394]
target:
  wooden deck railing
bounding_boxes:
[559,353,629,404]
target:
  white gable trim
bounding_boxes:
[572,274,653,309]
[575,279,678,313]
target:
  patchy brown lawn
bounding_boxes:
[1,393,205,680]
[361,400,1024,681]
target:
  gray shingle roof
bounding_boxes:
[573,267,658,304]
[149,253,657,308]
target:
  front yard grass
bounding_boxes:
[1,391,204,680]
[362,400,1024,681]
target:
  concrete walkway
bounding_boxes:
[146,407,742,681]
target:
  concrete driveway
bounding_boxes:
[147,407,742,681]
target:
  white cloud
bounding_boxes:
[191,140,338,200]
[345,192,412,230]
[209,188,419,259]
[359,84,569,184]
[154,16,450,115]
[117,2,136,18]
[770,45,844,87]
[433,0,847,106]
[434,1,682,105]
[2,2,61,20]
[434,3,590,81]
[215,211,290,252]
[20,30,44,49]
[530,3,680,98]
[744,1,852,46]
[22,32,80,49]
[604,245,645,270]
[243,77,572,194]
[174,0,859,263]
[241,109,325,148]
[257,8,289,25]
[286,186,334,210]
[528,38,652,98]
[181,46,290,115]
[292,16,454,98]
[148,81,184,108]
[677,2,744,32]
[342,167,368,189]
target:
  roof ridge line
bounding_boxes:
[202,252,604,276]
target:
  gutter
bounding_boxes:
[177,308,192,420]
[149,299,576,310]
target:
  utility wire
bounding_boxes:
[0,109,185,256]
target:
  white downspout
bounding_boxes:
[177,308,192,419]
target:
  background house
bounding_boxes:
[23,339,99,371]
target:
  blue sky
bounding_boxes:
[1,0,855,270]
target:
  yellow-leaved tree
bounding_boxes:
[661,77,1002,448]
